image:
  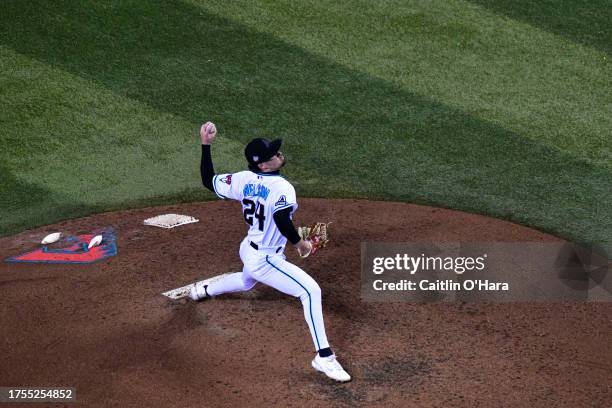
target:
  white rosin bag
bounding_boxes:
[143,214,199,229]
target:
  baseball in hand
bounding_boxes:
[200,121,217,144]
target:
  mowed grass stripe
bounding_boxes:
[191,0,611,166]
[467,0,612,55]
[0,0,610,247]
[0,46,246,234]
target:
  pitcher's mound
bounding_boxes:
[0,199,609,407]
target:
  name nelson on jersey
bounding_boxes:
[243,183,270,200]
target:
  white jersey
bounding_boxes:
[212,171,298,248]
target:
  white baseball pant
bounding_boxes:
[206,238,330,351]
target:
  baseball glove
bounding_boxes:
[297,222,331,257]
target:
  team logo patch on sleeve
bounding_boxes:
[275,195,287,207]
[221,175,232,185]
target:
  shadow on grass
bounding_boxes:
[0,172,98,236]
[467,0,612,55]
[0,164,53,214]
[0,0,610,244]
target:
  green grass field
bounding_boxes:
[1,0,610,247]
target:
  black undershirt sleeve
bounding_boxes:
[273,207,301,245]
[200,145,215,192]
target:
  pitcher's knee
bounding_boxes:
[241,276,257,291]
[308,282,322,300]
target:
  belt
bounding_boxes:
[250,241,282,253]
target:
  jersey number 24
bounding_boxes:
[243,199,266,231]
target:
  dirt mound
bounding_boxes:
[1,199,610,407]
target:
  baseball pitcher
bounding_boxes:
[192,121,350,382]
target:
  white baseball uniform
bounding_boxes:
[204,170,330,352]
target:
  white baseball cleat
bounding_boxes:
[189,282,209,301]
[312,354,351,382]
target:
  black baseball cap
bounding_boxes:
[244,138,282,165]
